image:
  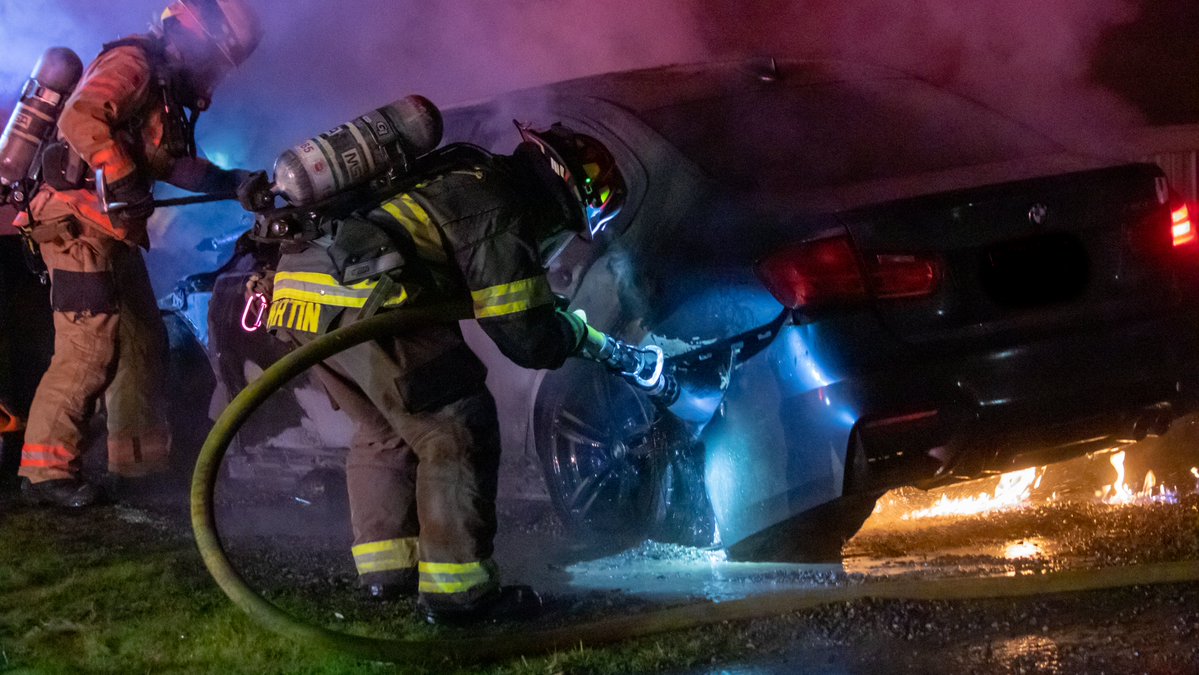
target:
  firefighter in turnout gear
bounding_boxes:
[15,0,263,508]
[257,120,655,624]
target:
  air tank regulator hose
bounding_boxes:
[191,302,1199,665]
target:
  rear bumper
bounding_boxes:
[841,308,1199,492]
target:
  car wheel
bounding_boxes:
[533,359,716,547]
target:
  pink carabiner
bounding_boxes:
[241,292,268,332]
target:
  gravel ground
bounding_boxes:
[671,582,1199,674]
[5,447,1199,673]
[204,481,1199,672]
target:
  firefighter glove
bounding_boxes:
[106,172,154,225]
[236,170,275,212]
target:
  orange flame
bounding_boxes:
[1097,450,1182,504]
[899,467,1041,520]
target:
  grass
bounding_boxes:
[0,499,735,674]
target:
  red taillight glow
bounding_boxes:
[755,235,941,310]
[868,253,941,299]
[755,236,867,310]
[1172,203,1195,247]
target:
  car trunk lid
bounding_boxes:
[838,161,1183,345]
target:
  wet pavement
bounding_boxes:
[109,437,1199,672]
[539,447,1199,603]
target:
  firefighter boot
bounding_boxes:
[20,477,102,508]
[365,568,418,601]
[421,585,543,626]
[101,473,182,505]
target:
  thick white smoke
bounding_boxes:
[0,0,1165,291]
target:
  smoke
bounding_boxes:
[205,1,706,167]
[0,0,1167,292]
[691,0,1146,145]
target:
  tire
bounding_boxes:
[533,359,716,548]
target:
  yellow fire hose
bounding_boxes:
[191,301,1199,665]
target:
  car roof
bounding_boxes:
[442,58,1127,211]
[511,58,908,113]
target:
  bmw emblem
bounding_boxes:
[1028,203,1049,226]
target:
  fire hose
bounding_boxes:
[191,301,1199,666]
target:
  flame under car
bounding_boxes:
[170,58,1199,562]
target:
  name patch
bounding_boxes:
[266,299,322,333]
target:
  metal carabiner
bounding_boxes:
[241,292,268,332]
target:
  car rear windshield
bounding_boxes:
[636,77,1061,192]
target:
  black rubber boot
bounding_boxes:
[365,569,418,601]
[421,585,543,626]
[20,478,102,508]
[0,433,20,494]
[100,474,182,505]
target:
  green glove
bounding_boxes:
[560,308,668,394]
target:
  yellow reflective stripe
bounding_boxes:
[275,270,403,292]
[417,560,496,595]
[273,271,409,309]
[352,537,418,574]
[272,287,409,309]
[272,288,366,308]
[419,561,488,575]
[419,579,479,594]
[380,194,448,264]
[276,270,394,292]
[470,276,553,319]
[274,271,341,287]
[352,538,415,556]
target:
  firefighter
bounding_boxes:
[15,0,263,508]
[250,122,655,624]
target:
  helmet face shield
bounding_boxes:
[160,0,263,69]
[517,122,625,240]
[581,160,622,238]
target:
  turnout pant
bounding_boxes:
[18,211,170,484]
[283,316,502,611]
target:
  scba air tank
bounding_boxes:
[272,95,443,207]
[0,47,84,196]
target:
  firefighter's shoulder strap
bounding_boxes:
[100,35,167,63]
[98,36,197,159]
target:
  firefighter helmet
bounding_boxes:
[157,0,262,109]
[159,0,263,69]
[517,122,625,240]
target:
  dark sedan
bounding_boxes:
[173,58,1199,561]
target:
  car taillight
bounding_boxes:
[868,253,941,299]
[755,235,940,310]
[755,236,867,310]
[1172,203,1196,247]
